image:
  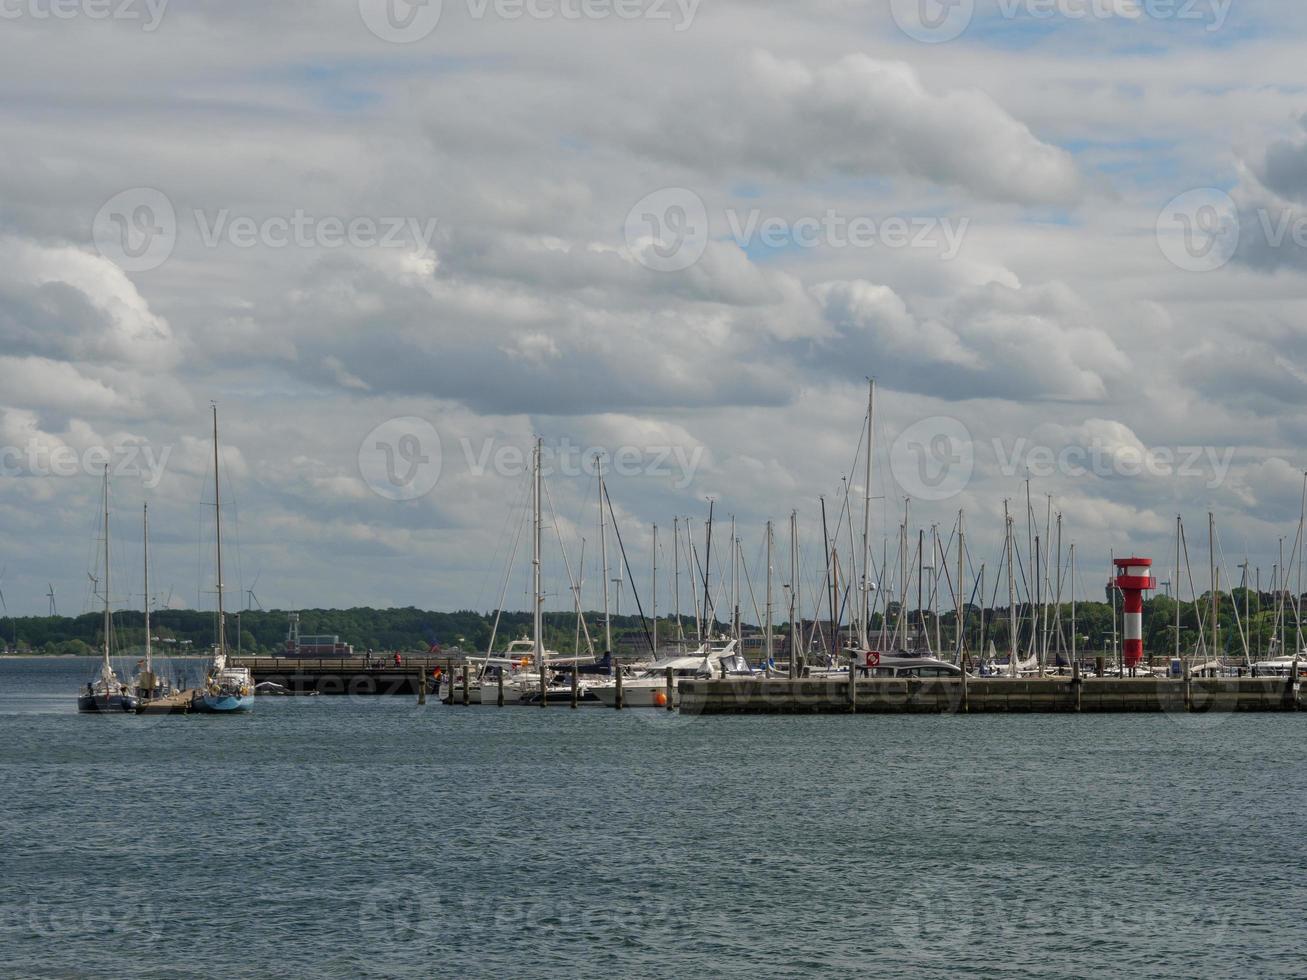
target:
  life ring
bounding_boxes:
[864,651,881,668]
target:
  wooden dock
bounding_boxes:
[676,675,1305,715]
[136,689,200,714]
[229,656,447,695]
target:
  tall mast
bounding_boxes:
[1175,515,1182,667]
[860,379,875,648]
[731,515,739,641]
[702,501,714,637]
[143,502,151,675]
[789,510,798,678]
[956,510,965,666]
[1209,512,1218,658]
[1005,499,1016,677]
[916,528,925,652]
[598,455,611,654]
[673,516,683,641]
[1297,472,1307,653]
[102,465,111,671]
[651,524,658,660]
[1070,544,1077,666]
[212,404,226,658]
[765,520,774,664]
[533,438,543,659]
[820,497,836,660]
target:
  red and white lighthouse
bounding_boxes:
[1113,557,1157,669]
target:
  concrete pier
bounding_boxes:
[677,676,1304,715]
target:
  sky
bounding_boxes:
[2,0,1307,620]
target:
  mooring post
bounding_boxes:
[848,657,857,713]
[1071,658,1081,713]
[497,668,504,707]
[461,663,470,706]
[959,661,969,714]
[666,665,674,711]
[1184,660,1192,713]
[615,659,624,711]
[1095,655,1105,679]
[417,666,427,705]
[571,666,579,709]
[444,659,454,704]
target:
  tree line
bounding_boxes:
[1,590,1296,658]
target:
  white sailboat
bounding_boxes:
[77,466,139,714]
[443,439,604,705]
[192,404,253,713]
[132,502,171,701]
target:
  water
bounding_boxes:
[2,657,1305,978]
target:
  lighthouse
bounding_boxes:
[1114,557,1157,670]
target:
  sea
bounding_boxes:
[1,656,1305,978]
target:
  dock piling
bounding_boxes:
[571,666,579,709]
[497,669,505,707]
[666,666,674,711]
[615,659,624,711]
[417,667,426,705]
[461,664,470,706]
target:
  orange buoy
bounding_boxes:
[653,691,668,707]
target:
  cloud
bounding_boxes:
[625,51,1084,206]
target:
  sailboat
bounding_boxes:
[192,405,254,713]
[132,502,170,701]
[445,440,606,704]
[77,466,140,714]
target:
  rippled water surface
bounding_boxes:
[3,656,1306,978]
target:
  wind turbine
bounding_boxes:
[47,583,57,617]
[245,571,263,611]
[0,567,13,651]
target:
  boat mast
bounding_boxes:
[860,379,874,649]
[673,516,683,642]
[102,465,111,673]
[1005,500,1016,678]
[702,501,714,637]
[598,455,611,654]
[143,502,151,676]
[213,404,226,659]
[1209,513,1218,659]
[533,439,543,661]
[765,520,774,664]
[789,510,798,678]
[1070,544,1077,667]
[1297,472,1307,654]
[651,523,658,660]
[956,510,965,666]
[731,515,739,642]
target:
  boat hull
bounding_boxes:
[192,693,254,713]
[77,693,139,713]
